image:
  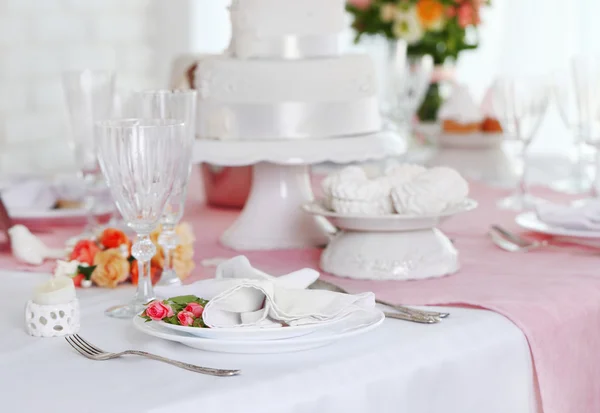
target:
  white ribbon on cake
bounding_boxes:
[232,34,341,59]
[197,98,381,140]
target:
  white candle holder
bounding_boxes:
[25,299,80,337]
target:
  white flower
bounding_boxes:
[392,7,424,45]
[380,4,397,23]
[54,260,80,279]
[81,279,93,288]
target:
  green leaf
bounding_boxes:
[192,318,206,328]
[168,295,202,305]
[162,315,180,325]
[77,265,97,280]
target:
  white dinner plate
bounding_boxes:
[516,211,600,239]
[303,198,478,232]
[437,132,504,149]
[156,315,344,341]
[133,308,385,354]
[10,204,113,225]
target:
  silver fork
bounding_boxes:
[310,279,448,322]
[65,334,240,377]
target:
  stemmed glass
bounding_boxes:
[62,70,115,236]
[95,119,186,319]
[552,66,593,194]
[389,54,434,133]
[492,77,551,210]
[130,90,197,286]
[570,55,600,199]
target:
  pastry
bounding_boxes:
[322,166,393,215]
[439,84,483,134]
[391,167,469,215]
[481,117,503,133]
[480,84,503,133]
[55,199,82,209]
[384,163,427,185]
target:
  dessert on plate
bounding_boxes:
[321,164,469,216]
[438,84,483,134]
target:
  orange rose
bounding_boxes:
[99,228,130,250]
[91,249,130,288]
[416,0,445,30]
[150,223,195,280]
[69,240,100,266]
[130,259,162,286]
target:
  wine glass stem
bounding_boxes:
[515,141,529,199]
[83,180,98,234]
[163,245,173,273]
[133,234,156,305]
[592,147,600,199]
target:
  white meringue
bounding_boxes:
[438,84,483,123]
[9,225,66,266]
[384,163,427,185]
[331,197,393,216]
[391,167,469,215]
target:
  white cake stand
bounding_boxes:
[303,199,477,280]
[193,131,406,250]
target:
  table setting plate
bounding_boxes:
[10,204,113,221]
[132,308,384,354]
[303,198,478,232]
[156,314,345,340]
[516,212,600,239]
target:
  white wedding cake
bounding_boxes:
[194,0,382,141]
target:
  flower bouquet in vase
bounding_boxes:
[347,0,490,122]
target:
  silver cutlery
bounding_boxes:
[65,334,240,376]
[309,279,447,323]
[489,225,598,254]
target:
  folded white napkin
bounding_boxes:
[157,256,375,329]
[536,201,600,231]
[0,179,57,211]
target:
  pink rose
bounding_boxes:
[348,0,371,10]
[177,310,195,326]
[184,302,204,318]
[145,300,174,321]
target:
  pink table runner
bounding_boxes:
[2,178,600,413]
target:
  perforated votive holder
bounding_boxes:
[25,299,80,337]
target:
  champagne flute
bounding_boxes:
[95,119,186,319]
[493,77,551,210]
[62,70,115,236]
[130,90,197,286]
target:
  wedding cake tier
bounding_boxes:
[229,0,346,59]
[196,55,381,140]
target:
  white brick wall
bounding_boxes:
[0,0,194,177]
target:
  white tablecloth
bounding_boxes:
[1,271,537,413]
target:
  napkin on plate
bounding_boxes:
[157,256,376,329]
[536,201,600,231]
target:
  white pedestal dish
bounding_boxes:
[303,199,477,280]
[193,131,406,250]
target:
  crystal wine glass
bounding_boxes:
[389,54,433,133]
[492,77,551,210]
[130,90,197,286]
[62,70,115,236]
[552,66,593,194]
[571,55,600,199]
[95,119,186,319]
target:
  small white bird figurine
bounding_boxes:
[8,225,66,265]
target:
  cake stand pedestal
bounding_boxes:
[193,131,406,250]
[303,199,477,280]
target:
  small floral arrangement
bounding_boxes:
[54,224,196,288]
[140,295,208,328]
[347,0,490,64]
